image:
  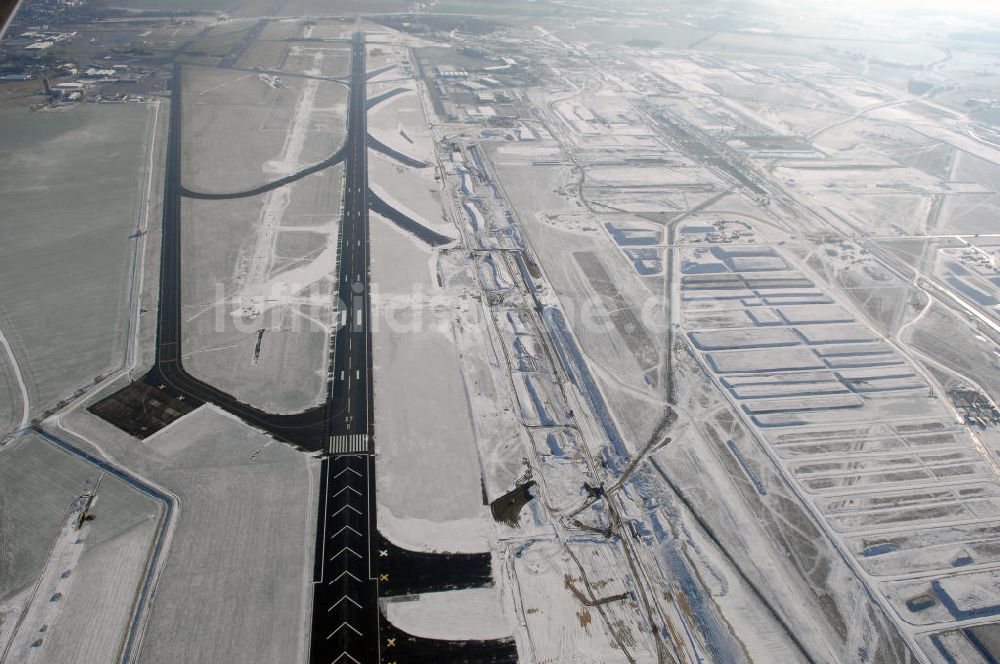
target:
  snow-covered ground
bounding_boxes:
[0,433,162,664]
[58,405,315,664]
[383,587,512,640]
[11,9,1000,664]
[371,198,491,554]
[180,52,347,414]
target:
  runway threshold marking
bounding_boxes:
[328,434,369,455]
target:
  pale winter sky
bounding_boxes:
[832,0,1000,19]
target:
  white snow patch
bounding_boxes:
[384,587,512,641]
[369,179,446,231]
[377,502,490,554]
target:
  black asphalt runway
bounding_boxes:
[308,32,380,663]
[311,454,379,663]
[327,31,374,447]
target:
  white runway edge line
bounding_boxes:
[0,323,30,431]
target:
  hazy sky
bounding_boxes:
[840,0,1000,18]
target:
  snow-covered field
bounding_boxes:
[0,105,156,427]
[59,404,315,664]
[368,40,487,551]
[0,433,161,664]
[182,67,346,194]
[179,57,347,413]
[384,587,511,640]
[9,6,1000,663]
